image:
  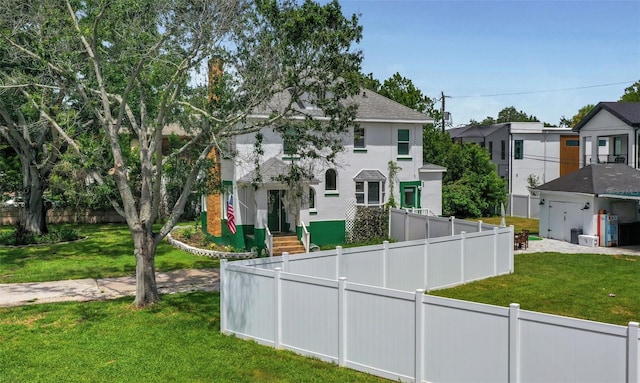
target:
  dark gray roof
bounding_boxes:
[238,157,319,185]
[251,88,432,123]
[573,102,640,132]
[419,163,447,172]
[353,169,386,182]
[447,124,508,139]
[535,164,640,195]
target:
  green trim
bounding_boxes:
[353,148,368,153]
[309,220,345,246]
[396,156,413,161]
[324,191,340,197]
[200,211,207,234]
[310,211,318,215]
[400,181,421,209]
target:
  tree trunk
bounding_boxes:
[23,164,48,235]
[132,230,160,307]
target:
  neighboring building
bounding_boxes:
[533,102,640,245]
[573,102,640,168]
[202,89,446,250]
[447,122,579,195]
[535,164,640,245]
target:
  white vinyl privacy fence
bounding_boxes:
[221,219,640,383]
[389,208,500,241]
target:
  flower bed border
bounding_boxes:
[167,227,255,259]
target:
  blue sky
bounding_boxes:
[336,0,640,126]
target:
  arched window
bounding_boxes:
[325,169,337,191]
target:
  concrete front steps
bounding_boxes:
[272,235,306,256]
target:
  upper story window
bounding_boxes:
[325,169,337,191]
[514,140,523,160]
[501,140,506,160]
[354,126,365,148]
[283,127,296,156]
[488,141,493,160]
[397,129,410,155]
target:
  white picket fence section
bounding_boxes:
[220,216,640,383]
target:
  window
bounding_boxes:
[613,137,622,155]
[397,129,410,155]
[488,141,493,160]
[283,127,296,156]
[501,140,506,160]
[598,139,607,147]
[565,139,579,147]
[309,188,316,210]
[354,126,365,148]
[514,140,523,160]
[403,188,415,208]
[355,181,385,206]
[325,169,337,191]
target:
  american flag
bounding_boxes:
[227,195,236,234]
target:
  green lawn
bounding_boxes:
[429,252,640,326]
[475,216,539,234]
[0,224,219,283]
[0,292,389,383]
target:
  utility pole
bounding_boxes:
[440,91,450,132]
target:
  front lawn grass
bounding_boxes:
[429,252,640,326]
[0,224,219,284]
[0,292,389,383]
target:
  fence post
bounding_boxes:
[509,225,515,273]
[509,303,520,383]
[274,267,282,350]
[282,252,290,272]
[478,219,483,232]
[426,215,430,239]
[220,259,228,334]
[382,241,389,288]
[338,277,347,367]
[527,194,531,218]
[510,194,514,216]
[405,210,410,241]
[336,246,343,279]
[423,238,429,291]
[628,322,639,383]
[460,231,466,283]
[450,216,455,236]
[414,289,425,383]
[493,227,499,275]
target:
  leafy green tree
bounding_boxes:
[424,125,506,217]
[472,106,540,125]
[620,80,640,102]
[1,0,362,307]
[559,104,595,128]
[378,73,434,114]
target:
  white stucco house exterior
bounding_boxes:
[201,89,446,249]
[447,122,579,195]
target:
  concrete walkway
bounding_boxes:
[517,237,640,255]
[0,268,219,307]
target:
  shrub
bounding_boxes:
[349,206,388,244]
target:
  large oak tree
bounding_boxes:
[1,0,362,307]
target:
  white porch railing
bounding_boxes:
[404,207,437,216]
[265,223,273,257]
[300,220,310,253]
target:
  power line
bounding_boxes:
[452,80,636,98]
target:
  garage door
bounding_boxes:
[548,201,583,241]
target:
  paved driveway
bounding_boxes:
[517,237,640,255]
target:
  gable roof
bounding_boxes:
[250,88,432,124]
[535,164,640,196]
[573,102,640,132]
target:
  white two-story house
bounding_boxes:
[201,89,446,250]
[447,122,579,195]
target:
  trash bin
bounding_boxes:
[570,228,582,244]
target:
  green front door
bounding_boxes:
[268,190,289,233]
[400,181,421,209]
